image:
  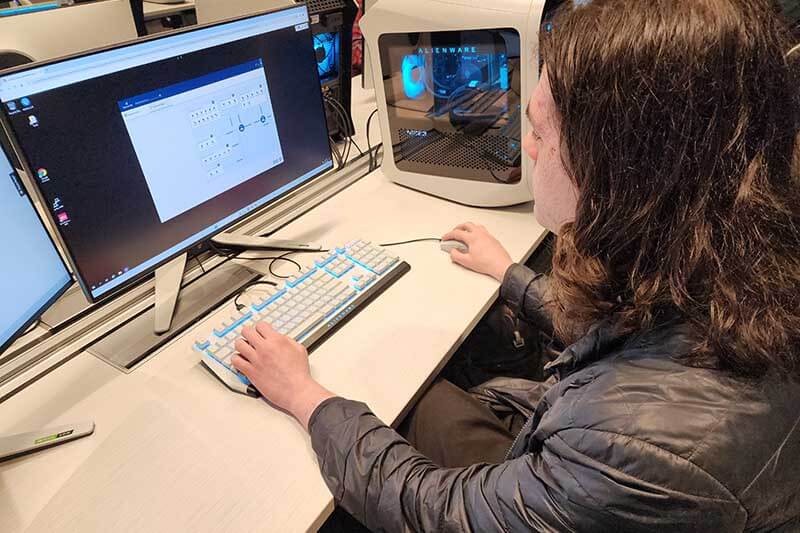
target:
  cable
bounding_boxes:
[325,102,349,166]
[379,237,442,247]
[329,135,343,169]
[349,137,365,157]
[268,251,303,279]
[324,96,356,164]
[195,255,206,274]
[327,96,364,158]
[333,103,365,157]
[373,143,384,170]
[233,280,278,311]
[366,109,379,172]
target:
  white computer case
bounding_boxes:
[361,0,547,207]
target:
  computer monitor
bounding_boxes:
[196,0,358,139]
[0,0,138,68]
[0,5,333,331]
[0,142,71,354]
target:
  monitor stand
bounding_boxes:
[154,253,187,334]
[210,232,322,252]
[87,260,261,371]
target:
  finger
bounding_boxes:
[442,229,473,244]
[450,249,470,266]
[241,325,266,348]
[231,353,254,375]
[455,222,477,231]
[234,338,258,362]
[255,321,279,341]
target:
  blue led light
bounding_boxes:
[401,54,427,99]
[314,32,339,82]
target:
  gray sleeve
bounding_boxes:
[308,398,745,533]
[500,263,553,333]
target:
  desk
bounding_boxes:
[143,0,195,21]
[0,81,547,532]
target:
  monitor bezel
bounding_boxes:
[0,141,72,355]
[0,4,333,305]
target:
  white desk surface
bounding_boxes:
[143,1,195,20]
[0,80,546,533]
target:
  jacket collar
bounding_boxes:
[544,320,626,380]
[544,320,696,380]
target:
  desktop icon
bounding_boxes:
[20,97,31,107]
[36,168,49,182]
[28,115,39,127]
[52,197,63,210]
[5,101,17,112]
[56,211,70,225]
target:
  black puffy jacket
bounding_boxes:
[309,264,800,532]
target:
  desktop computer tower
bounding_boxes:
[306,0,358,140]
[360,0,556,207]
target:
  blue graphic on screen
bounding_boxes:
[314,32,339,82]
[401,46,509,101]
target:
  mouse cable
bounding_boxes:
[262,238,442,252]
[379,238,442,247]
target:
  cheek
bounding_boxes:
[522,132,538,161]
[530,151,579,234]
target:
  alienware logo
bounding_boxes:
[416,47,479,55]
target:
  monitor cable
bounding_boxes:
[325,96,365,158]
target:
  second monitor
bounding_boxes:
[0,5,333,331]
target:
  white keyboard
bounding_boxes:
[195,239,410,396]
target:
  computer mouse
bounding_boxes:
[440,240,469,254]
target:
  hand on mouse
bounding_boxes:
[232,323,335,430]
[442,222,513,282]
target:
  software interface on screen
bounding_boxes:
[0,6,332,301]
[0,147,71,352]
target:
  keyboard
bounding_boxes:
[194,240,411,396]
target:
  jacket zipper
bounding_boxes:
[504,415,533,460]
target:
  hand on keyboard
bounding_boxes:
[232,323,336,429]
[195,239,410,399]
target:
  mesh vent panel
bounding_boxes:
[298,0,347,13]
[397,130,512,172]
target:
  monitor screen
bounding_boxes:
[0,6,332,302]
[0,144,71,354]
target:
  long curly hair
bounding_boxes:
[542,0,800,379]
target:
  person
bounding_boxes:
[231,0,800,530]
